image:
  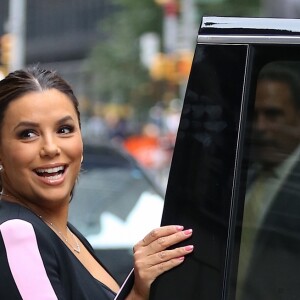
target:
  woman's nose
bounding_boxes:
[40,138,61,158]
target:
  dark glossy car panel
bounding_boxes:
[151,43,248,299]
[149,17,300,300]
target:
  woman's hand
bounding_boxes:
[127,225,193,299]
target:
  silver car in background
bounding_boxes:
[69,143,164,284]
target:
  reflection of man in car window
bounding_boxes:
[237,63,300,300]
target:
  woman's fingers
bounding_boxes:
[130,225,194,299]
[140,225,184,246]
[152,244,194,265]
[133,241,194,288]
[133,226,193,256]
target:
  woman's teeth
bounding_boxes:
[35,166,65,177]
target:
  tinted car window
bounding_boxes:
[234,60,300,299]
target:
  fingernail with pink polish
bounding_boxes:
[176,225,184,231]
[183,229,193,235]
[185,245,194,252]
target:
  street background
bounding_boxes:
[0,0,299,191]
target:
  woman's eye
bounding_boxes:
[58,125,74,134]
[18,130,38,139]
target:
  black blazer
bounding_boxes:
[0,200,118,300]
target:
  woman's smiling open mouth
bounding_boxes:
[34,165,67,183]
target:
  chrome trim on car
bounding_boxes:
[197,35,300,45]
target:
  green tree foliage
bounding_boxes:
[87,0,163,112]
[87,0,260,113]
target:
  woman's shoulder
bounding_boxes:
[0,200,41,225]
[0,201,62,300]
[0,201,53,247]
[0,201,60,275]
[1,200,44,236]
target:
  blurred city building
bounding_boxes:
[0,0,115,96]
[0,0,115,64]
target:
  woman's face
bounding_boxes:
[0,88,83,210]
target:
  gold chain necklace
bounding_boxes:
[40,217,80,253]
[0,192,81,253]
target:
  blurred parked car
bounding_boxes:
[69,143,164,284]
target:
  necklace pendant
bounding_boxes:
[74,247,80,253]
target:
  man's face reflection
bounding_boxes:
[251,79,300,168]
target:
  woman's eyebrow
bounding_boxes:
[13,121,39,131]
[56,115,75,125]
[13,116,75,131]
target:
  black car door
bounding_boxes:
[150,17,300,300]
